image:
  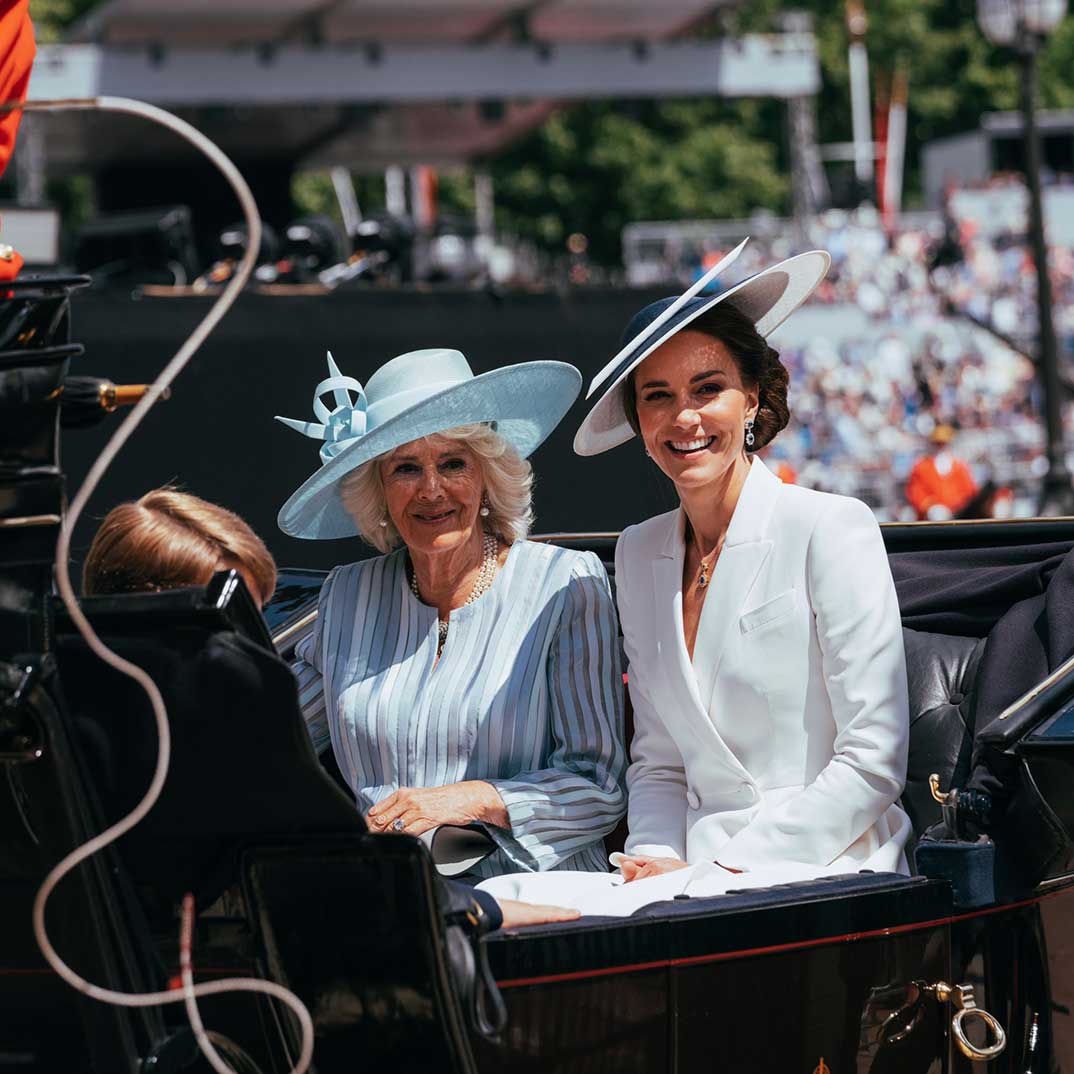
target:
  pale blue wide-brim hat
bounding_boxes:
[574,239,831,456]
[276,348,582,540]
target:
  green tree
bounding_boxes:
[28,0,98,42]
[487,100,787,265]
[744,0,1074,199]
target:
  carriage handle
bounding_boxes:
[929,981,1007,1061]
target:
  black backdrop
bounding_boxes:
[65,286,680,572]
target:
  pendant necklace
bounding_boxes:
[410,529,499,654]
[690,526,725,590]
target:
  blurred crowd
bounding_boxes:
[718,191,1074,520]
[764,324,1043,520]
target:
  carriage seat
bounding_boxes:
[55,586,362,908]
[899,627,985,841]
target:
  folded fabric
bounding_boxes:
[479,859,871,917]
[420,824,497,878]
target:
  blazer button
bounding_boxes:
[687,789,701,809]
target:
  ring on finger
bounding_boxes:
[391,817,406,832]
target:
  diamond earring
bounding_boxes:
[745,419,755,448]
[378,518,389,528]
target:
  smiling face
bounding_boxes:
[380,434,485,555]
[632,330,759,493]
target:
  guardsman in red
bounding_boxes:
[906,423,978,520]
[0,0,35,281]
[774,460,798,485]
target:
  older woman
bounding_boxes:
[483,243,910,915]
[276,348,626,880]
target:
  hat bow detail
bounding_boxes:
[276,351,368,464]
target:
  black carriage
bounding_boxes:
[4,276,1074,1073]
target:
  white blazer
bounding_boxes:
[618,457,911,878]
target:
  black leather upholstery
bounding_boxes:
[56,626,361,906]
[900,628,985,840]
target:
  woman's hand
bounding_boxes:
[366,780,509,836]
[497,899,581,928]
[618,855,691,883]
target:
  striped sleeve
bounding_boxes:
[290,571,335,757]
[486,551,627,870]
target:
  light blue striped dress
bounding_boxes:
[293,540,626,879]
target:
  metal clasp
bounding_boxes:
[927,773,995,834]
[930,981,1006,1061]
[929,773,950,805]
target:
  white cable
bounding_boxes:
[16,96,313,1074]
[180,895,314,1074]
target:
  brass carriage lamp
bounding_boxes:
[976,0,1074,516]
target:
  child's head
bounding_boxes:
[82,489,277,608]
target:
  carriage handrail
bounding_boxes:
[996,650,1074,723]
[272,608,319,650]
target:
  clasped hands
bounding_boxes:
[366,779,509,836]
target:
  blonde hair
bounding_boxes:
[340,424,534,554]
[82,489,277,606]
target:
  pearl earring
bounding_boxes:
[378,518,389,528]
[479,496,491,518]
[745,419,755,448]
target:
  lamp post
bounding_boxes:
[977,0,1073,515]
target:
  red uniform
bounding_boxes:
[0,1,35,280]
[906,454,977,520]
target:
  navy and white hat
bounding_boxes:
[573,239,831,456]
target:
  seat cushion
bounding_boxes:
[901,627,985,838]
[57,629,362,905]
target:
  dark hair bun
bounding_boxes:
[751,342,790,451]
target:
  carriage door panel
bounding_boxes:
[672,924,951,1073]
[949,890,1074,1074]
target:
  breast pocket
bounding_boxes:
[739,588,799,636]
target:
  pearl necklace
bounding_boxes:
[410,530,499,653]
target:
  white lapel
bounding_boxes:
[690,458,780,715]
[651,512,708,723]
[647,458,779,779]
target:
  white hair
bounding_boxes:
[340,424,534,554]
